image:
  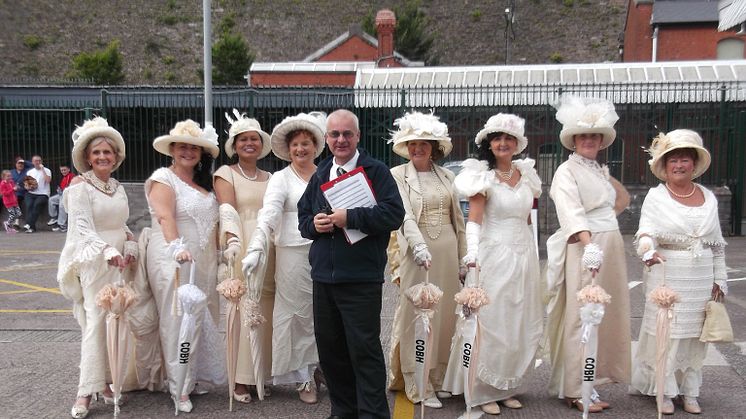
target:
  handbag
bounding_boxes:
[699,297,734,343]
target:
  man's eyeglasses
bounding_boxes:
[326,130,357,140]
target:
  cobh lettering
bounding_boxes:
[179,342,191,364]
[462,343,472,368]
[583,357,595,381]
[415,339,425,363]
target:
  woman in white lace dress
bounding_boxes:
[58,117,137,418]
[386,111,466,408]
[146,120,223,413]
[243,112,327,404]
[545,96,631,413]
[214,111,275,403]
[442,113,542,415]
[630,129,727,415]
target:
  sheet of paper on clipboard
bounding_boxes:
[320,166,377,244]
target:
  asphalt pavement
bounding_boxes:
[2,231,746,419]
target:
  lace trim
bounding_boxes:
[164,170,219,249]
[569,153,609,181]
[476,363,525,391]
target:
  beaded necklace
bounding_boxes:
[236,162,258,181]
[569,152,608,180]
[495,164,515,181]
[82,171,119,195]
[665,182,696,199]
[416,164,444,240]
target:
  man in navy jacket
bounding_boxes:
[298,109,404,419]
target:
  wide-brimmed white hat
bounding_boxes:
[153,119,220,158]
[270,112,326,162]
[71,117,126,173]
[389,111,452,159]
[224,109,271,159]
[647,129,711,181]
[474,113,528,155]
[555,95,618,150]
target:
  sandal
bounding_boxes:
[566,398,603,413]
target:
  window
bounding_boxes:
[717,38,744,60]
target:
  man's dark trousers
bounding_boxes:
[314,281,390,419]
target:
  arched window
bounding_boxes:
[717,38,744,60]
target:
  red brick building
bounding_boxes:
[248,9,422,87]
[623,0,746,62]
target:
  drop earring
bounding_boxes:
[197,161,203,171]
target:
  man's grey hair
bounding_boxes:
[327,109,359,132]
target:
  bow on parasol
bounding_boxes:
[173,261,207,416]
[454,265,490,419]
[648,261,679,419]
[95,272,136,417]
[216,259,247,411]
[403,270,443,418]
[576,283,611,419]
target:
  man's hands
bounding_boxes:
[314,209,348,233]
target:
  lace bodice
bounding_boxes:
[146,168,218,249]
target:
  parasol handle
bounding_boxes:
[189,260,197,285]
[424,270,429,285]
[659,260,666,286]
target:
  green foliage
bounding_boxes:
[563,0,575,7]
[166,0,178,10]
[23,35,43,50]
[218,13,236,35]
[549,52,564,63]
[212,32,254,85]
[163,55,175,65]
[70,40,124,85]
[361,0,438,64]
[158,14,179,25]
[471,9,483,22]
[164,71,177,83]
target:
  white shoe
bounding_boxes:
[48,219,57,225]
[173,397,193,414]
[436,391,452,399]
[422,397,442,409]
[70,404,88,419]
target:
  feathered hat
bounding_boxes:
[71,117,126,173]
[270,112,326,162]
[224,109,271,159]
[474,113,528,155]
[647,129,711,181]
[153,119,220,158]
[555,95,619,150]
[389,111,452,159]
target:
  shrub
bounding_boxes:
[549,52,564,63]
[563,0,575,7]
[471,9,482,21]
[212,32,254,85]
[163,55,175,65]
[23,35,43,50]
[70,40,124,85]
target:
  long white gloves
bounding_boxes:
[412,242,432,269]
[582,242,603,271]
[242,229,267,278]
[223,236,242,263]
[713,246,728,295]
[462,221,480,266]
[636,236,657,262]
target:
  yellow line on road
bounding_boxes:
[0,264,58,273]
[0,289,42,295]
[0,309,72,313]
[393,391,414,419]
[0,278,61,294]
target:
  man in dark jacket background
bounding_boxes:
[298,109,404,419]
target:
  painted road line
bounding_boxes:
[393,390,414,419]
[0,309,72,313]
[0,278,61,294]
[0,289,43,295]
[0,263,58,273]
[0,250,60,255]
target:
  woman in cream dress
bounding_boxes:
[214,111,275,403]
[545,96,631,413]
[243,112,327,404]
[631,129,727,415]
[146,120,224,413]
[443,113,543,415]
[387,111,466,408]
[58,117,137,419]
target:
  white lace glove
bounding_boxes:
[123,240,138,260]
[166,237,188,262]
[636,236,656,262]
[242,250,262,278]
[462,221,480,266]
[103,246,122,261]
[582,243,603,271]
[412,243,432,268]
[713,246,728,295]
[223,236,242,263]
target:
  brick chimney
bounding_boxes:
[375,9,397,67]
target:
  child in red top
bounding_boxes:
[1,170,23,232]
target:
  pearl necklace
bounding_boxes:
[495,164,514,181]
[82,171,118,195]
[237,162,258,181]
[665,182,696,199]
[417,165,444,240]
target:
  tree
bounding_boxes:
[362,0,438,65]
[70,40,125,85]
[212,32,255,85]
